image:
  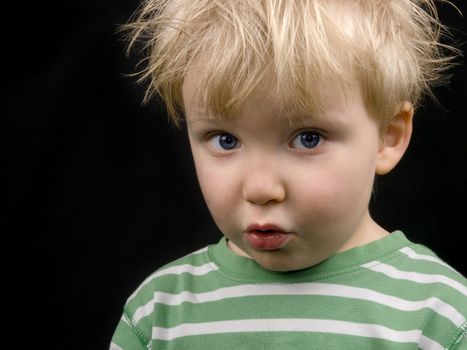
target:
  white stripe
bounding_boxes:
[148,283,464,327]
[151,318,443,349]
[128,261,218,302]
[130,262,217,323]
[110,342,124,350]
[399,247,457,272]
[134,298,156,324]
[362,261,467,297]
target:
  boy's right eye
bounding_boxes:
[210,133,239,151]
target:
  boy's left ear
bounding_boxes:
[376,102,414,175]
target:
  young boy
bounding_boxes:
[111,0,466,349]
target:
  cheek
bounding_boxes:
[292,153,376,221]
[193,156,239,224]
[196,167,221,208]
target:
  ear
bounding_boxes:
[376,102,414,175]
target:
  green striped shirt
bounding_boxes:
[110,231,467,349]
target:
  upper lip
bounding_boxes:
[246,223,287,233]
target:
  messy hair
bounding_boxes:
[122,0,460,126]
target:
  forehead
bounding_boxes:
[182,65,363,126]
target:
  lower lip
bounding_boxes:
[244,231,291,250]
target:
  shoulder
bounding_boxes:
[110,243,220,349]
[360,240,467,312]
[126,244,218,308]
[361,241,466,294]
[114,243,219,345]
[361,241,467,348]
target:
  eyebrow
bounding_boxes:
[185,97,351,130]
[185,115,226,130]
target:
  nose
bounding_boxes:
[242,163,286,205]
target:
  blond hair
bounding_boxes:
[122,0,460,126]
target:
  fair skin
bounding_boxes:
[183,71,413,272]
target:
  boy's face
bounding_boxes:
[183,72,389,272]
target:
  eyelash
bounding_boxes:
[205,129,325,153]
[204,132,240,153]
[290,130,323,150]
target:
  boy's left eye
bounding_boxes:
[291,131,321,149]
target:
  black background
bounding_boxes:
[4,1,466,349]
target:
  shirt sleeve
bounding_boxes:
[449,325,467,350]
[110,310,148,350]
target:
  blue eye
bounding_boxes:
[212,133,239,150]
[291,131,321,149]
